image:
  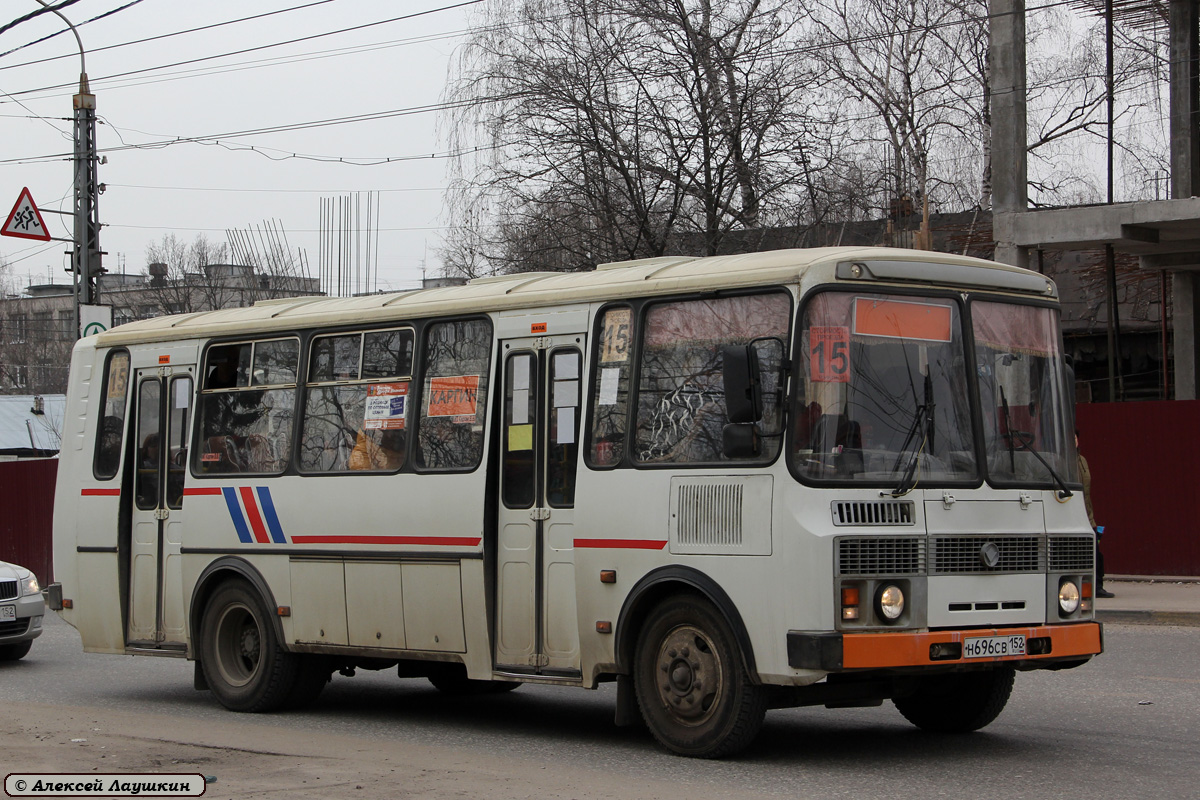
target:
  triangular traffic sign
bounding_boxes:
[2,187,51,241]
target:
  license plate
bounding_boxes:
[0,605,14,621]
[963,634,1026,658]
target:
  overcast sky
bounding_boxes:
[1,0,475,295]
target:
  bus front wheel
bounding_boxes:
[893,666,1015,732]
[633,596,766,758]
[199,580,317,712]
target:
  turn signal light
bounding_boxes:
[841,585,861,621]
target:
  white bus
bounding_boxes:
[50,247,1102,757]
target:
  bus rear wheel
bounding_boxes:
[633,596,766,758]
[893,666,1015,732]
[199,580,316,712]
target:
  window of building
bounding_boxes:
[416,319,492,471]
[298,328,415,473]
[195,339,299,475]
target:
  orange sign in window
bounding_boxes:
[810,326,850,383]
[427,375,480,417]
[854,298,952,342]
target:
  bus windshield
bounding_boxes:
[793,291,1077,490]
[973,300,1078,488]
[794,292,976,487]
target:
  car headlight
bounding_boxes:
[1058,579,1080,614]
[876,583,905,622]
[20,573,40,596]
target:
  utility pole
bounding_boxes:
[35,0,103,337]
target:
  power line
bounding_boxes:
[0,0,87,38]
[0,0,335,67]
[3,0,485,99]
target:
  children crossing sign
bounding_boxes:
[2,187,51,241]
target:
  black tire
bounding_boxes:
[0,640,33,661]
[199,580,305,712]
[633,595,766,758]
[893,666,1015,732]
[283,655,332,710]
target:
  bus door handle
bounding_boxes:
[530,507,551,521]
[154,508,170,521]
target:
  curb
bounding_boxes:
[1096,610,1200,627]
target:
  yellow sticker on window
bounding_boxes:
[508,424,533,452]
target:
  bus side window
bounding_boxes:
[589,306,632,467]
[196,339,298,476]
[415,319,492,471]
[94,350,131,480]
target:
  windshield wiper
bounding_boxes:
[890,373,935,497]
[998,384,1073,499]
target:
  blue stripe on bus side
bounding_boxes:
[222,487,253,544]
[256,486,287,543]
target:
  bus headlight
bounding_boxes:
[876,584,905,622]
[1058,579,1081,615]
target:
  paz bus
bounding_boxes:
[50,247,1102,758]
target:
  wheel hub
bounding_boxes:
[655,626,721,724]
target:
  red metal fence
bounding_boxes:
[1076,400,1200,577]
[0,458,57,584]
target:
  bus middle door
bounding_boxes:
[127,366,193,650]
[494,335,584,676]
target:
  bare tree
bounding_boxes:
[443,0,816,274]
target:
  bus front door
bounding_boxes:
[494,336,584,676]
[127,367,194,650]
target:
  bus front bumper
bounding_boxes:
[787,621,1103,672]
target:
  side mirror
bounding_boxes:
[722,344,762,424]
[722,423,761,459]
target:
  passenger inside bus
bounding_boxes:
[136,432,160,506]
[348,427,405,471]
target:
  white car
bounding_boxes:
[0,560,44,660]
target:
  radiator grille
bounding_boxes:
[832,500,914,526]
[0,580,16,602]
[1048,535,1095,572]
[931,536,1044,574]
[0,618,30,637]
[676,483,744,547]
[837,537,926,576]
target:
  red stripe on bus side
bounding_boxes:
[574,538,668,550]
[81,488,121,496]
[238,486,270,544]
[289,535,482,547]
[183,487,224,496]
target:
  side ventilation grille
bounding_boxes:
[669,476,772,556]
[676,483,744,547]
[832,500,915,526]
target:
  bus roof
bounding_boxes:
[92,247,1052,347]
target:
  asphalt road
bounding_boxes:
[3,613,1198,799]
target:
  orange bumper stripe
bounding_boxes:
[841,622,1102,669]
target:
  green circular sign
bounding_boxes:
[83,321,108,336]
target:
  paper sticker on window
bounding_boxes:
[427,375,480,417]
[600,308,631,363]
[508,423,533,451]
[598,367,621,405]
[810,326,850,383]
[364,382,408,429]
